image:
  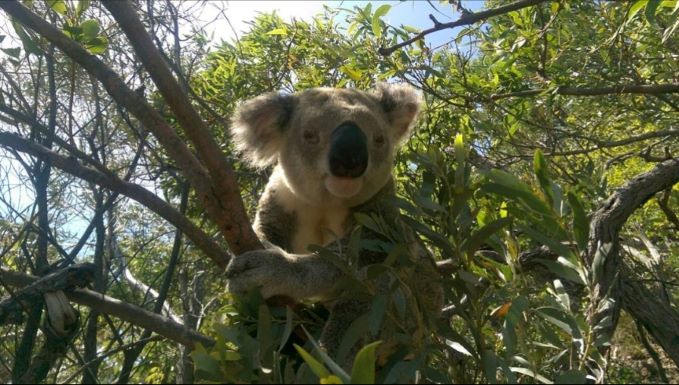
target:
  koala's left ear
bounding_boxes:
[230,92,295,168]
[374,83,423,143]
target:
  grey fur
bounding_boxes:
[226,84,441,365]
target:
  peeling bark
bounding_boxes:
[586,158,679,351]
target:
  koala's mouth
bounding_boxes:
[324,175,364,198]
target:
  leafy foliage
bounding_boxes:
[0,0,676,384]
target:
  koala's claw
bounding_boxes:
[225,249,296,299]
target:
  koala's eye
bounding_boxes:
[374,135,386,146]
[303,130,319,144]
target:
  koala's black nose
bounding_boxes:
[329,122,368,178]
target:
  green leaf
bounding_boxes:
[482,350,499,384]
[266,28,288,36]
[337,313,370,365]
[403,25,420,34]
[301,327,351,383]
[535,307,582,339]
[257,304,273,367]
[645,0,662,24]
[462,217,511,257]
[80,19,100,41]
[627,0,647,21]
[1,47,21,59]
[401,215,454,257]
[483,169,553,217]
[510,367,553,384]
[277,305,295,353]
[339,65,363,81]
[371,4,390,38]
[321,375,344,384]
[445,339,473,357]
[517,225,578,265]
[294,344,331,379]
[11,20,42,55]
[368,295,387,336]
[556,369,587,384]
[76,0,91,18]
[350,341,382,384]
[567,192,589,250]
[552,279,571,312]
[85,36,108,54]
[533,149,553,203]
[45,0,68,15]
[591,241,612,282]
[536,258,585,285]
[454,133,466,194]
[190,345,220,377]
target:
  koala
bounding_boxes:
[225,83,441,366]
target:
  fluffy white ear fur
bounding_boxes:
[229,93,294,168]
[375,83,423,143]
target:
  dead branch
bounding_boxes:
[379,0,549,56]
[0,267,215,349]
[490,83,679,100]
[0,264,94,325]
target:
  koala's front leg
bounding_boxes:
[225,247,341,301]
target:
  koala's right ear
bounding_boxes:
[229,93,295,168]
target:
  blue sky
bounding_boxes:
[204,1,486,48]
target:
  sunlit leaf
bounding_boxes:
[80,19,100,40]
[350,341,381,384]
[294,344,331,379]
[371,4,390,38]
[45,0,68,15]
[567,192,589,250]
[266,28,288,35]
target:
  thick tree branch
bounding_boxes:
[0,131,230,267]
[103,1,262,254]
[546,129,679,157]
[490,83,679,100]
[444,243,679,367]
[0,1,260,257]
[658,188,679,231]
[622,277,679,367]
[379,0,549,56]
[0,267,215,349]
[586,158,679,352]
[0,263,95,325]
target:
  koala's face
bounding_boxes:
[230,84,421,208]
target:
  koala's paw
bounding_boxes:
[225,248,298,299]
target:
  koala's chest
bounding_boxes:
[291,206,349,254]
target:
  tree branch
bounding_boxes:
[0,131,230,268]
[0,267,215,349]
[0,263,95,325]
[658,188,679,231]
[586,158,679,352]
[623,278,679,367]
[546,129,679,157]
[379,0,549,56]
[0,1,261,257]
[490,83,679,100]
[102,1,262,253]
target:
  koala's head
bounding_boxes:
[230,83,422,208]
